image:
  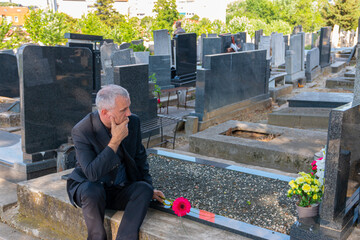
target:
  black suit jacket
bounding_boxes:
[67,111,152,206]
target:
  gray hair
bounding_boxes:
[96,84,129,112]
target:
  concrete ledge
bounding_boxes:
[196,96,272,131]
[305,66,321,83]
[268,107,331,129]
[0,179,17,218]
[189,120,327,173]
[269,84,293,101]
[326,78,354,91]
[14,170,249,240]
[331,61,347,73]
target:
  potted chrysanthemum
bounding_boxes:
[287,148,326,218]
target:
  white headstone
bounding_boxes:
[332,25,340,48]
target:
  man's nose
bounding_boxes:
[126,108,131,116]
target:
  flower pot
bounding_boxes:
[296,204,319,218]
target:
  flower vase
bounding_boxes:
[296,204,319,218]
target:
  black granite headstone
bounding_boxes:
[196,50,269,119]
[219,33,241,53]
[18,45,93,154]
[319,27,331,68]
[173,33,197,86]
[0,53,19,98]
[114,64,157,122]
[238,32,246,51]
[255,29,263,50]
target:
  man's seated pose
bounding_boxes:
[67,84,164,240]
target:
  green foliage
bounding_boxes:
[153,0,179,33]
[149,73,161,98]
[76,12,109,36]
[24,9,70,46]
[110,17,141,44]
[190,15,200,21]
[129,43,148,52]
[211,20,227,35]
[322,0,360,31]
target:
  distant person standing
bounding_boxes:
[173,21,186,37]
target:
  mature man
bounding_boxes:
[173,21,186,37]
[67,84,164,240]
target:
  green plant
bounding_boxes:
[149,73,161,98]
[129,43,148,52]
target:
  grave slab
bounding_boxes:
[326,77,354,91]
[268,107,331,129]
[189,120,327,173]
[287,92,353,108]
[331,61,347,73]
[18,45,93,154]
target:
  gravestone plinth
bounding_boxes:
[114,64,157,123]
[201,37,221,68]
[0,45,94,182]
[290,103,360,239]
[149,55,173,89]
[319,27,332,68]
[172,33,197,87]
[0,53,19,98]
[305,47,321,82]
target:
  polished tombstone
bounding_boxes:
[285,34,305,84]
[153,29,172,56]
[0,45,93,181]
[194,50,269,124]
[134,51,150,64]
[149,55,173,89]
[290,103,360,240]
[319,27,332,68]
[219,33,241,53]
[65,33,102,95]
[238,32,246,51]
[172,33,197,86]
[0,53,19,98]
[259,36,271,60]
[114,64,157,123]
[255,29,263,50]
[201,37,222,68]
[305,47,321,82]
[100,42,117,86]
[271,33,285,67]
[103,49,135,85]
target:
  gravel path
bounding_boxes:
[148,154,297,235]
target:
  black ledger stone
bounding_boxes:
[18,45,93,154]
[0,53,19,98]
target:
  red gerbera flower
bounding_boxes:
[172,197,191,217]
[157,98,161,104]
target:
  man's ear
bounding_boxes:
[100,109,108,118]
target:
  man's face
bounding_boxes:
[107,96,131,125]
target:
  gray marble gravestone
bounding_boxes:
[119,42,131,50]
[133,51,150,64]
[305,47,321,82]
[242,43,255,51]
[100,42,117,70]
[259,35,271,59]
[0,45,93,181]
[194,50,269,123]
[290,102,360,240]
[114,64,157,123]
[0,53,19,98]
[172,33,197,86]
[319,27,332,68]
[285,33,305,84]
[153,29,172,56]
[149,55,173,89]
[255,29,263,50]
[271,33,285,67]
[201,37,222,68]
[102,49,135,85]
[353,47,360,106]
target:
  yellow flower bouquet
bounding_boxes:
[287,172,324,207]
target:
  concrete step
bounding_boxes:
[268,107,331,129]
[11,170,251,240]
[331,61,347,73]
[269,84,293,101]
[345,71,355,78]
[326,78,354,90]
[0,178,17,218]
[0,222,39,240]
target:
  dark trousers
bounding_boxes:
[74,181,153,240]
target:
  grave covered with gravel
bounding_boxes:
[148,154,297,235]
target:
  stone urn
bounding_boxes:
[296,204,319,218]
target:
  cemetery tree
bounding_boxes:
[25,9,71,46]
[322,0,360,31]
[152,0,179,32]
[77,12,110,37]
[94,0,115,21]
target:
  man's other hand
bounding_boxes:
[153,189,165,204]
